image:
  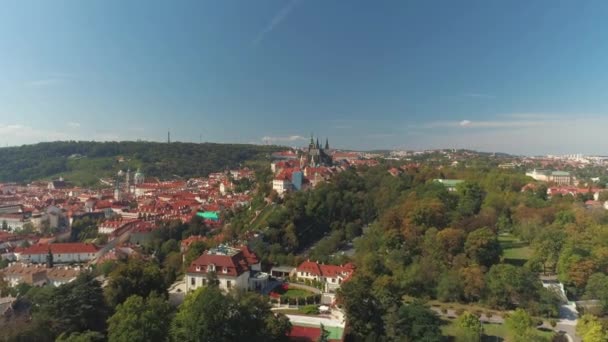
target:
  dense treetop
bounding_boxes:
[0,141,282,185]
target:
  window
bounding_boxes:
[203,279,207,286]
[195,266,201,272]
[227,280,232,289]
[191,277,195,286]
[208,264,215,272]
[222,267,227,274]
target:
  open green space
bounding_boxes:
[499,234,532,266]
[283,288,314,298]
[442,319,555,341]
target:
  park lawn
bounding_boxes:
[283,289,314,298]
[499,234,532,266]
[442,319,555,341]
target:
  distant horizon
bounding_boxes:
[2,138,606,158]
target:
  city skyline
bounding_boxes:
[2,1,608,154]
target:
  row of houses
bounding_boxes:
[15,242,100,264]
[2,263,82,287]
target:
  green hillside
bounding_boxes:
[0,141,283,186]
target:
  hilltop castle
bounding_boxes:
[300,135,332,168]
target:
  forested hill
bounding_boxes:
[0,141,283,185]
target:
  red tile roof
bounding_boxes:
[187,245,258,277]
[297,261,355,279]
[239,245,260,266]
[21,243,99,255]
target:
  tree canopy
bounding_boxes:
[107,292,172,342]
[171,286,291,342]
[0,141,282,185]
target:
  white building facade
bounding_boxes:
[185,245,265,293]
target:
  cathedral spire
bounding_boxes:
[325,138,329,150]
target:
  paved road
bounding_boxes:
[541,278,580,342]
[555,302,580,342]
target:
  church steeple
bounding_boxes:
[316,138,320,149]
[325,138,329,150]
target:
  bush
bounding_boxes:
[299,305,319,315]
[549,318,557,328]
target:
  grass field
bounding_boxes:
[442,319,555,341]
[499,234,532,266]
[283,288,314,298]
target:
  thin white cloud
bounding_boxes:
[415,118,549,129]
[67,122,81,128]
[261,135,306,144]
[402,114,608,155]
[459,120,472,127]
[455,119,546,128]
[252,0,301,46]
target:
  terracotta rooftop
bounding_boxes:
[21,243,99,255]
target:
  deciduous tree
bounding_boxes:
[105,259,167,307]
[107,292,172,342]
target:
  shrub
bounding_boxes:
[549,318,557,328]
[299,305,319,315]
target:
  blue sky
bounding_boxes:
[2,0,608,155]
